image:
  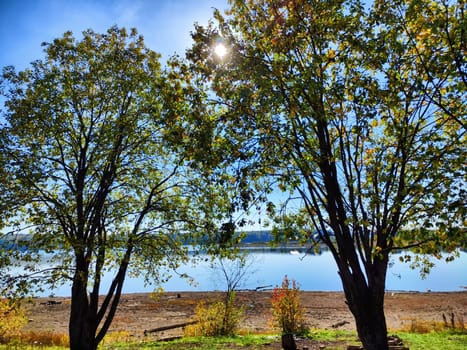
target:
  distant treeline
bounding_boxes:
[0,230,276,251]
[240,230,275,243]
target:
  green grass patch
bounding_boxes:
[397,330,467,350]
[1,329,465,349]
[0,346,66,350]
[101,334,279,349]
[307,328,358,343]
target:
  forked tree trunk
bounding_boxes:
[69,262,98,350]
[340,258,390,350]
[68,247,131,350]
[349,290,388,350]
[314,117,391,349]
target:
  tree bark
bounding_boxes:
[340,259,389,350]
[281,334,297,350]
[352,295,388,350]
[69,260,98,350]
[315,119,391,349]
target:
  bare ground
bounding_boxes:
[22,290,467,348]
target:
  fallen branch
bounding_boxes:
[39,300,62,306]
[255,285,273,291]
[157,336,183,342]
[143,320,198,336]
[331,320,349,328]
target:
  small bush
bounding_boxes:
[270,275,307,335]
[149,286,165,304]
[101,330,132,346]
[0,299,27,343]
[185,292,243,336]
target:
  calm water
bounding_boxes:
[44,249,467,297]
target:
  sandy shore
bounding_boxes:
[22,290,467,341]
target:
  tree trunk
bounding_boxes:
[314,117,390,349]
[69,263,98,350]
[351,293,388,350]
[281,334,297,350]
[340,259,389,350]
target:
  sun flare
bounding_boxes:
[214,43,227,58]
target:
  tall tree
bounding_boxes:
[185,0,466,349]
[0,27,234,350]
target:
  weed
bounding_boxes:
[149,286,165,304]
[400,312,467,334]
[101,331,132,346]
[442,312,466,331]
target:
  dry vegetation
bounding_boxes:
[1,291,465,348]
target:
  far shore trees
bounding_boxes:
[0,27,238,350]
[184,0,466,349]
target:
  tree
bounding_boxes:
[185,0,466,349]
[210,252,258,294]
[208,253,258,335]
[0,27,234,350]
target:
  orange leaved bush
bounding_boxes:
[270,275,307,335]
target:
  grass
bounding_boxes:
[1,329,465,349]
[0,334,279,350]
[101,331,467,349]
[397,331,467,350]
[103,335,280,349]
[0,345,65,350]
[0,330,68,349]
[307,328,358,342]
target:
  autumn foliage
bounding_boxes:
[270,275,307,335]
[186,292,243,337]
[0,298,27,343]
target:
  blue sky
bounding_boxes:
[0,0,271,231]
[0,0,228,71]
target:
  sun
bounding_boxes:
[214,43,227,59]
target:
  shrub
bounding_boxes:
[101,330,131,346]
[270,275,307,335]
[0,298,27,343]
[185,292,243,336]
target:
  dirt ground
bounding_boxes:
[22,290,467,348]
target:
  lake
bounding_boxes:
[44,248,467,297]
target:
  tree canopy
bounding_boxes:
[185,0,466,348]
[0,1,465,349]
[0,26,236,350]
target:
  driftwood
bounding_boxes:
[331,320,349,328]
[157,335,183,342]
[40,300,62,306]
[143,320,198,336]
[255,285,273,291]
